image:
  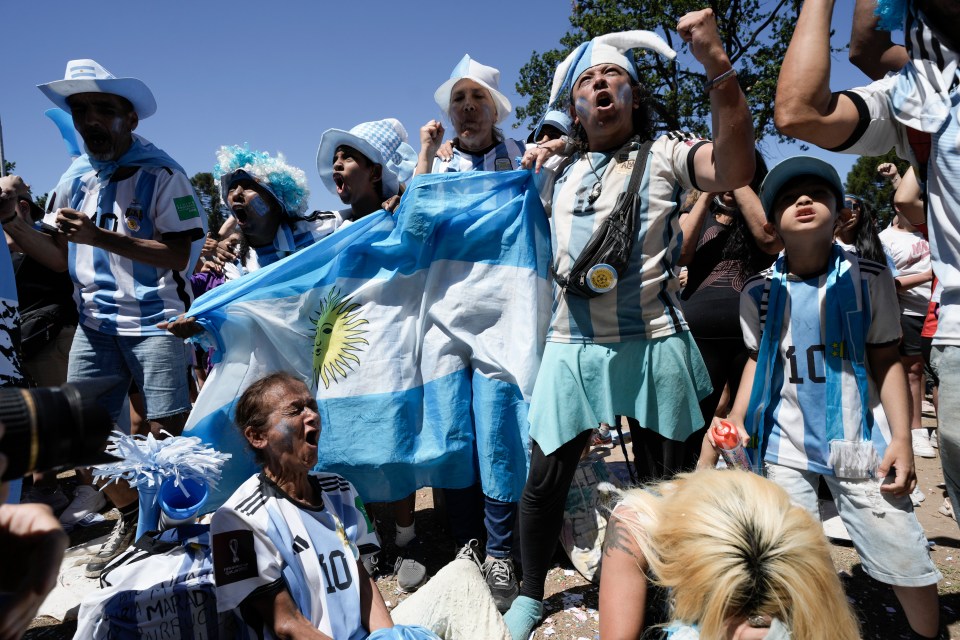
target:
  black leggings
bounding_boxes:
[517,424,702,602]
[518,430,593,601]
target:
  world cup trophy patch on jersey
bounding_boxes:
[213,530,258,585]
[124,200,143,232]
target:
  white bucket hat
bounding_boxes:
[317,118,417,198]
[434,54,512,125]
[38,59,157,119]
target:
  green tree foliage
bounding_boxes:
[3,160,14,174]
[191,171,226,234]
[515,0,800,141]
[843,149,911,229]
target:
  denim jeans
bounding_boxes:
[67,325,191,424]
[445,483,516,559]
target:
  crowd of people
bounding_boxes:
[0,0,958,638]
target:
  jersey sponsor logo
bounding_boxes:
[173,195,201,221]
[213,530,258,585]
[615,159,635,174]
[292,535,310,554]
[494,158,513,172]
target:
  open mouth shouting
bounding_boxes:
[304,426,320,448]
[333,173,346,196]
[594,91,615,112]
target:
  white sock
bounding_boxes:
[395,523,416,547]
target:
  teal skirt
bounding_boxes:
[529,332,712,455]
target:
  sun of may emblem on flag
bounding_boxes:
[310,288,369,388]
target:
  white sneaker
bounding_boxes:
[59,485,106,529]
[911,487,926,506]
[940,498,955,520]
[912,430,936,458]
[930,430,939,449]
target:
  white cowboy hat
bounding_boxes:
[434,54,512,125]
[317,118,417,198]
[38,59,157,119]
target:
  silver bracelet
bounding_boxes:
[703,68,737,93]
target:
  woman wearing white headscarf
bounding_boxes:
[506,10,755,640]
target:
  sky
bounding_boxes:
[1,0,875,212]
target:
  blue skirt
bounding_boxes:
[529,331,712,455]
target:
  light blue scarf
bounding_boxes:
[746,246,873,463]
[57,134,186,185]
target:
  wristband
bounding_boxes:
[703,68,737,93]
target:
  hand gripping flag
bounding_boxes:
[184,170,552,512]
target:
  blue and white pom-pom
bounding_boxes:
[93,431,232,492]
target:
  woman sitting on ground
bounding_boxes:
[210,372,437,640]
[599,469,861,639]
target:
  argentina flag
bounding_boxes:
[184,170,552,512]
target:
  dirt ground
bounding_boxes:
[26,413,956,640]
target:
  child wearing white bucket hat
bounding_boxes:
[416,54,525,177]
[317,117,429,589]
[317,118,416,221]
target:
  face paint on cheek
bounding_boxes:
[248,194,271,217]
[574,97,590,120]
[617,82,633,106]
[274,419,297,451]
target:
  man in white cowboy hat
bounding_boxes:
[5,59,206,576]
[416,55,526,177]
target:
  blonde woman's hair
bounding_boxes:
[616,469,860,640]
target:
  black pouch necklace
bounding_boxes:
[552,138,653,298]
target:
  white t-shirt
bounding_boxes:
[212,472,380,640]
[44,167,206,336]
[878,226,931,316]
[740,255,901,474]
[543,132,706,342]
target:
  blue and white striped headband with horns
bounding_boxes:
[548,31,677,110]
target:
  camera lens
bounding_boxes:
[0,377,121,481]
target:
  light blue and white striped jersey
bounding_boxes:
[212,471,380,640]
[740,255,901,474]
[545,133,707,342]
[43,167,206,336]
[0,223,24,387]
[431,137,525,173]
